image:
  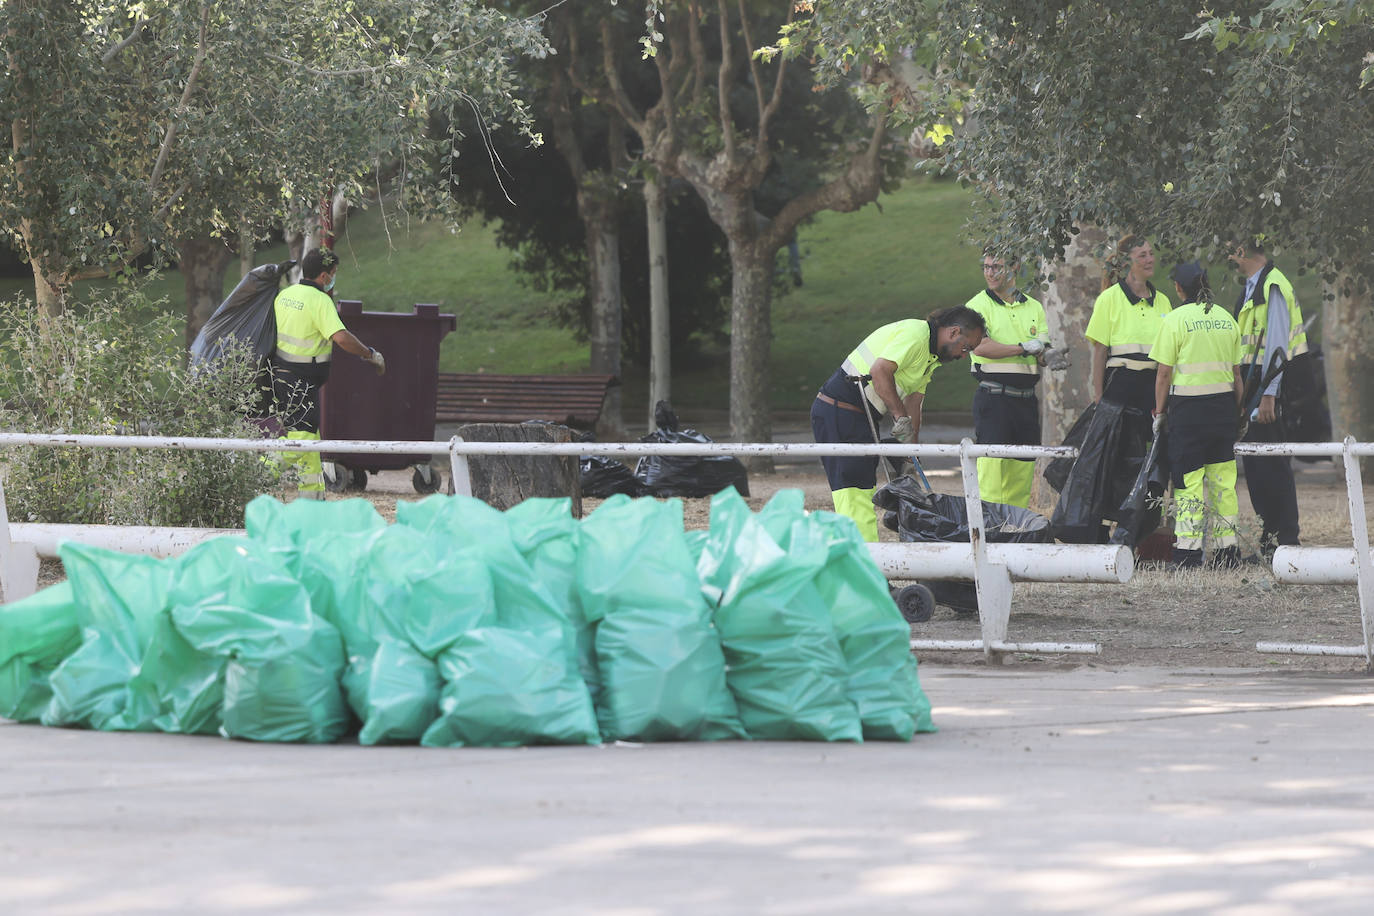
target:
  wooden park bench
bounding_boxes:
[434,373,619,431]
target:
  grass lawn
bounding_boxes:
[1,176,1326,421]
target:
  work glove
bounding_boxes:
[1151,412,1165,437]
[367,347,386,376]
[1043,346,1071,371]
[1020,338,1046,356]
[891,414,915,444]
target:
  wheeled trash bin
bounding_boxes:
[320,301,456,493]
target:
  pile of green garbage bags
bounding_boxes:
[0,488,933,746]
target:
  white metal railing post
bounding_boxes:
[957,437,1013,664]
[0,476,38,603]
[448,436,472,497]
[1340,437,1374,666]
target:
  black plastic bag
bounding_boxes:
[1279,347,1332,447]
[874,476,1049,615]
[875,476,1051,544]
[189,261,293,368]
[1109,424,1167,548]
[1050,400,1154,543]
[580,456,648,498]
[634,401,749,498]
[1044,402,1096,493]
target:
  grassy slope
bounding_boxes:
[1,178,1325,418]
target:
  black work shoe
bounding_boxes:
[1168,548,1204,571]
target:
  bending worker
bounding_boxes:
[1149,261,1246,570]
[1228,237,1304,556]
[810,306,987,541]
[965,252,1050,508]
[271,247,386,499]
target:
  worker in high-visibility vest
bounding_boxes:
[1228,237,1305,556]
[1088,235,1174,412]
[810,306,987,541]
[965,253,1051,508]
[270,248,385,499]
[1149,261,1249,570]
[1066,233,1174,542]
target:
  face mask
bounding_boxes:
[324,275,336,293]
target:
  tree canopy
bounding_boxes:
[0,0,549,315]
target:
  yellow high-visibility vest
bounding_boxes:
[1149,302,1241,396]
[965,288,1047,383]
[840,319,939,414]
[273,282,345,363]
[1085,280,1173,371]
[1237,264,1306,365]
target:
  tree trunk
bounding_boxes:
[583,196,624,439]
[28,254,65,319]
[1033,223,1105,511]
[451,422,582,515]
[645,171,670,434]
[1322,271,1374,451]
[728,238,774,471]
[177,237,235,350]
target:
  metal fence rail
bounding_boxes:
[0,431,1127,663]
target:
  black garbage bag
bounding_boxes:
[1109,424,1167,548]
[1279,347,1333,449]
[580,456,648,498]
[1044,402,1096,493]
[634,401,749,498]
[1050,400,1154,543]
[875,476,1052,544]
[875,476,1050,615]
[189,261,294,369]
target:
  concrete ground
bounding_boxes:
[5,665,1374,915]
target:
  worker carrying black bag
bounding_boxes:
[188,260,296,419]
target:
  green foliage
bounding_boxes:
[0,293,278,527]
[0,0,550,307]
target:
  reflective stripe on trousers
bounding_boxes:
[1173,460,1238,551]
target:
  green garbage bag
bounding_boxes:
[344,638,441,746]
[397,495,566,634]
[700,488,862,742]
[761,493,934,739]
[320,526,492,743]
[170,537,350,743]
[0,581,80,723]
[122,611,226,735]
[504,498,599,699]
[577,495,744,742]
[287,528,385,641]
[421,626,598,748]
[244,494,386,582]
[357,524,496,659]
[42,544,176,730]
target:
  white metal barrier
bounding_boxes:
[0,431,1129,663]
[1237,437,1374,668]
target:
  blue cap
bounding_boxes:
[1170,260,1207,296]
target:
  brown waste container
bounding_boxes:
[320,301,456,493]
